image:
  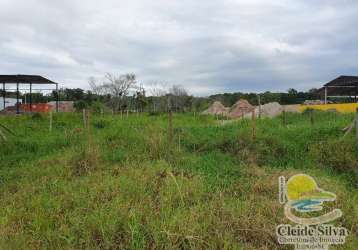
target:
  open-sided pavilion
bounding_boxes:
[317,75,358,104]
[0,75,59,114]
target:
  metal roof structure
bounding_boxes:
[324,75,358,87]
[0,75,57,84]
[317,75,358,103]
[0,75,59,114]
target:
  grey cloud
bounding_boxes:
[0,0,357,96]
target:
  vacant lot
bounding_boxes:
[0,112,357,249]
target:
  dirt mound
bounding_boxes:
[229,99,254,118]
[202,101,228,115]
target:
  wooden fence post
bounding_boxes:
[49,111,53,133]
[86,110,93,153]
[310,110,314,127]
[252,109,256,141]
[356,108,358,142]
[83,109,87,129]
[168,110,173,147]
[86,110,90,133]
[258,94,261,119]
[282,110,286,126]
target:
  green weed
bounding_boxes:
[0,112,357,249]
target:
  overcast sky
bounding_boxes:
[0,0,357,96]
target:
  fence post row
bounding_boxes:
[83,109,87,129]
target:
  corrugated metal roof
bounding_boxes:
[0,75,56,84]
[316,75,358,96]
[324,75,358,87]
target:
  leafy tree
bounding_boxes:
[288,88,298,95]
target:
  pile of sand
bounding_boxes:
[243,102,284,119]
[202,101,228,115]
[203,100,288,119]
[229,99,254,118]
[258,102,283,118]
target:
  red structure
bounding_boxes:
[0,75,59,114]
[20,103,53,113]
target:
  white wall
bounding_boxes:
[0,97,21,111]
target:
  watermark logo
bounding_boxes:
[277,174,348,249]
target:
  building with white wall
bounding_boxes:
[0,97,21,111]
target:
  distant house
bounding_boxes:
[0,97,21,111]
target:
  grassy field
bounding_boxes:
[0,111,357,249]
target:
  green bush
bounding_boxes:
[74,100,88,111]
[31,112,44,120]
[93,119,109,129]
[310,139,358,172]
[90,101,106,113]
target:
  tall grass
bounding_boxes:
[0,111,357,249]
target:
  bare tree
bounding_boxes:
[150,85,167,97]
[149,82,168,112]
[99,73,137,112]
[88,77,102,95]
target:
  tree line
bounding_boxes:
[0,73,323,113]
